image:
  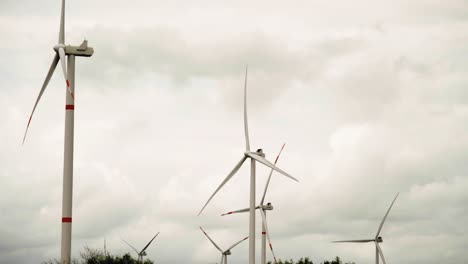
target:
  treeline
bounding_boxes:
[268,256,355,264]
[41,246,153,264]
[42,247,354,264]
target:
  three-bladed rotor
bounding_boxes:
[332,193,400,264]
[200,227,248,264]
[198,68,298,216]
[22,0,94,144]
[123,232,160,262]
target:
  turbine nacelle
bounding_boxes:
[260,203,274,211]
[223,250,232,256]
[53,41,94,57]
[376,236,383,243]
[244,149,265,158]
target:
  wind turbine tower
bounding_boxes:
[199,67,297,264]
[23,1,93,263]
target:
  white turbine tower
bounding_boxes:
[22,1,93,263]
[122,232,160,263]
[200,227,248,264]
[198,66,298,264]
[333,193,400,264]
[221,143,292,264]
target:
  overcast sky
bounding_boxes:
[1,0,468,263]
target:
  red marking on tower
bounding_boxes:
[62,217,72,223]
[66,105,74,110]
[262,232,266,234]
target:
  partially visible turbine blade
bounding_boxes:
[259,209,277,264]
[226,236,248,251]
[376,242,387,264]
[260,143,286,205]
[221,208,250,216]
[332,239,375,243]
[200,227,223,253]
[246,153,298,182]
[243,65,250,152]
[58,47,74,100]
[59,0,65,44]
[122,239,140,255]
[140,232,159,253]
[22,54,59,144]
[376,193,399,238]
[198,156,247,215]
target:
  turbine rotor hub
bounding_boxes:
[376,236,383,243]
[224,250,232,255]
[53,44,66,51]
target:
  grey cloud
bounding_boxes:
[1,1,468,264]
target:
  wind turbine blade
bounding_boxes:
[140,232,159,253]
[376,193,399,238]
[260,143,286,205]
[198,156,247,215]
[227,236,248,251]
[259,209,278,264]
[200,227,223,253]
[243,65,250,152]
[22,54,59,144]
[246,153,298,182]
[332,239,375,243]
[376,242,387,264]
[122,239,140,255]
[58,47,74,100]
[59,0,65,44]
[221,207,250,216]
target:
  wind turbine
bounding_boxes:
[333,193,400,264]
[198,66,298,264]
[221,143,291,264]
[200,227,248,264]
[22,1,93,263]
[122,232,160,263]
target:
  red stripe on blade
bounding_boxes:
[66,80,70,87]
[66,105,74,110]
[62,217,72,223]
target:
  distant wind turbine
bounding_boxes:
[198,66,298,264]
[221,143,292,264]
[122,232,160,263]
[22,0,93,263]
[333,193,400,264]
[200,227,248,264]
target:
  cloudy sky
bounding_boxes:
[1,0,468,263]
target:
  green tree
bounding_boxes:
[268,256,354,264]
